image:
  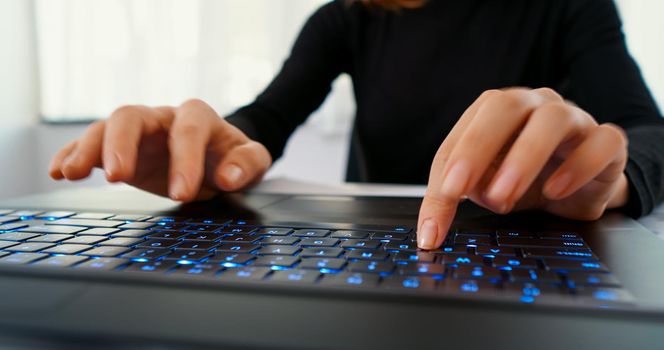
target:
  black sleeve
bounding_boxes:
[561,0,664,217]
[225,1,349,161]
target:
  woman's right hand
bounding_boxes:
[49,99,272,202]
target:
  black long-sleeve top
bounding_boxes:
[226,0,664,217]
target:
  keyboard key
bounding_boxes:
[27,234,74,243]
[261,236,299,245]
[509,269,561,284]
[116,230,154,238]
[565,272,621,287]
[492,257,538,269]
[299,238,340,247]
[255,227,293,236]
[538,231,580,240]
[184,233,224,242]
[299,258,346,271]
[384,241,418,252]
[398,263,445,277]
[339,239,380,250]
[370,232,409,241]
[253,255,300,268]
[219,225,257,234]
[80,246,131,257]
[442,255,485,266]
[136,239,181,249]
[118,222,154,230]
[523,248,597,261]
[0,223,28,231]
[576,288,634,305]
[62,235,107,245]
[20,225,86,235]
[219,234,261,244]
[504,282,563,304]
[207,253,255,265]
[257,245,300,256]
[292,229,330,238]
[215,243,259,254]
[454,229,493,237]
[300,247,343,258]
[99,237,143,247]
[147,230,187,240]
[110,214,152,222]
[32,255,88,267]
[345,250,389,261]
[76,257,128,270]
[0,209,15,216]
[455,236,492,245]
[47,219,125,228]
[42,244,93,255]
[185,224,225,233]
[78,227,120,236]
[443,279,499,295]
[382,275,438,290]
[163,250,211,263]
[218,267,271,281]
[270,269,320,283]
[496,230,534,238]
[5,242,55,252]
[176,241,219,251]
[8,210,43,218]
[544,259,609,273]
[348,261,395,274]
[121,248,169,261]
[330,230,370,239]
[433,245,468,255]
[0,252,48,264]
[171,263,222,277]
[454,266,502,280]
[0,240,20,249]
[392,251,436,263]
[36,211,76,219]
[189,218,231,225]
[148,216,188,223]
[124,260,177,273]
[70,212,114,220]
[321,272,380,287]
[498,237,588,249]
[476,246,517,257]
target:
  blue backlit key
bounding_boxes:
[207,253,255,265]
[121,248,169,261]
[136,239,181,249]
[384,241,418,252]
[292,229,330,238]
[300,247,343,258]
[32,255,88,268]
[509,269,561,284]
[256,228,293,236]
[442,255,484,266]
[454,266,502,280]
[270,269,320,283]
[176,241,219,251]
[80,246,130,257]
[216,243,259,254]
[257,245,300,256]
[300,238,340,247]
[76,257,127,270]
[544,259,609,272]
[345,250,389,261]
[398,263,445,277]
[261,236,299,245]
[476,246,517,257]
[370,232,408,241]
[382,275,438,290]
[492,257,538,269]
[124,260,177,273]
[299,258,346,271]
[42,244,93,255]
[565,272,621,287]
[347,261,395,274]
[330,230,370,239]
[321,272,380,287]
[218,267,271,281]
[339,239,380,249]
[392,251,436,263]
[22,224,85,235]
[163,250,211,263]
[253,255,300,268]
[171,263,222,277]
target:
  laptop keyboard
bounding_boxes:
[0,209,634,308]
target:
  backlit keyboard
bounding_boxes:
[0,209,634,308]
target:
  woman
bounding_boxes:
[49,0,664,250]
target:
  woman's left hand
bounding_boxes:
[417,88,629,249]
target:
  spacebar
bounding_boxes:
[497,238,588,249]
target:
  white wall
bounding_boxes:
[1,0,663,201]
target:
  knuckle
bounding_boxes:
[598,123,628,148]
[180,98,207,111]
[489,90,529,111]
[171,123,202,138]
[478,89,501,100]
[533,87,563,101]
[110,105,139,120]
[533,101,577,125]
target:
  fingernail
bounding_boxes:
[418,218,438,249]
[223,165,243,186]
[104,153,120,178]
[486,167,520,203]
[545,172,573,198]
[170,173,188,200]
[441,160,470,197]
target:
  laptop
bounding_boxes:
[0,183,662,349]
